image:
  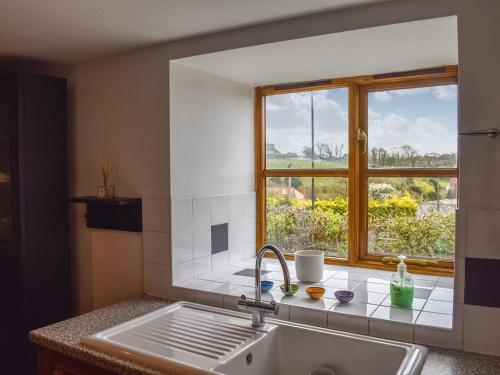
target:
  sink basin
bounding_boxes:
[82,302,427,375]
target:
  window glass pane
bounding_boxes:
[368,84,457,168]
[266,88,348,169]
[367,177,457,260]
[266,177,348,258]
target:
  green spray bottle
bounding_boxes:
[390,255,414,309]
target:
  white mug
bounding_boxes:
[295,250,324,282]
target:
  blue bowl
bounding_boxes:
[334,290,354,303]
[260,280,274,292]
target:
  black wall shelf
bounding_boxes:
[69,196,142,232]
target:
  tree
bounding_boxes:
[302,146,313,159]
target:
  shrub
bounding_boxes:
[266,193,454,259]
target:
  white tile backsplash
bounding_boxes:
[143,197,169,232]
[244,192,256,218]
[144,262,169,298]
[290,307,327,327]
[212,251,229,271]
[228,194,245,220]
[171,191,255,283]
[211,195,228,225]
[229,221,245,249]
[229,247,245,265]
[466,208,500,259]
[194,292,224,308]
[193,197,211,227]
[172,260,194,282]
[171,198,192,232]
[328,313,369,335]
[192,226,211,260]
[369,320,414,342]
[172,229,192,264]
[143,231,167,265]
[464,304,500,356]
[244,218,256,245]
[193,256,212,277]
[245,243,256,260]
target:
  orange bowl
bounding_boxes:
[306,286,325,300]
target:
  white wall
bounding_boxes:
[169,63,255,285]
[65,0,500,355]
[170,63,254,199]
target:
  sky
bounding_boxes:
[265,84,458,157]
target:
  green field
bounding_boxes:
[267,159,347,169]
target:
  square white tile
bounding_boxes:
[463,304,500,356]
[212,251,229,271]
[172,229,192,264]
[192,226,211,260]
[371,305,419,324]
[369,319,414,342]
[351,291,387,305]
[330,302,378,317]
[364,275,391,285]
[455,208,466,257]
[466,208,500,259]
[229,247,245,265]
[228,221,245,249]
[416,311,453,329]
[290,307,327,327]
[171,198,192,232]
[144,262,169,298]
[244,243,256,260]
[423,300,454,315]
[193,256,212,277]
[328,313,369,334]
[228,194,245,220]
[323,278,361,290]
[143,231,167,265]
[244,218,256,245]
[332,271,367,282]
[429,287,454,302]
[244,192,256,218]
[454,256,465,304]
[380,295,426,310]
[143,197,169,232]
[193,197,211,227]
[172,260,193,283]
[354,282,390,294]
[211,195,228,225]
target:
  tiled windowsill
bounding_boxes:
[173,257,456,335]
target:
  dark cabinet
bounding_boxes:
[37,348,116,375]
[0,73,70,375]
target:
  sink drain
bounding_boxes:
[246,353,253,365]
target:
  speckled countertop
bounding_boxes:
[29,295,500,375]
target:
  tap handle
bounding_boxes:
[237,295,279,315]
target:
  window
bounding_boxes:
[255,66,458,274]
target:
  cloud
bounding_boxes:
[371,85,457,102]
[432,85,457,101]
[373,92,393,102]
[368,107,457,155]
[266,90,348,154]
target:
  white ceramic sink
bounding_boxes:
[82,302,427,375]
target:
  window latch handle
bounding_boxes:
[357,129,368,154]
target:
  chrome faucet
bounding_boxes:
[237,244,292,327]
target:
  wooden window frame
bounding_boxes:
[255,65,458,276]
